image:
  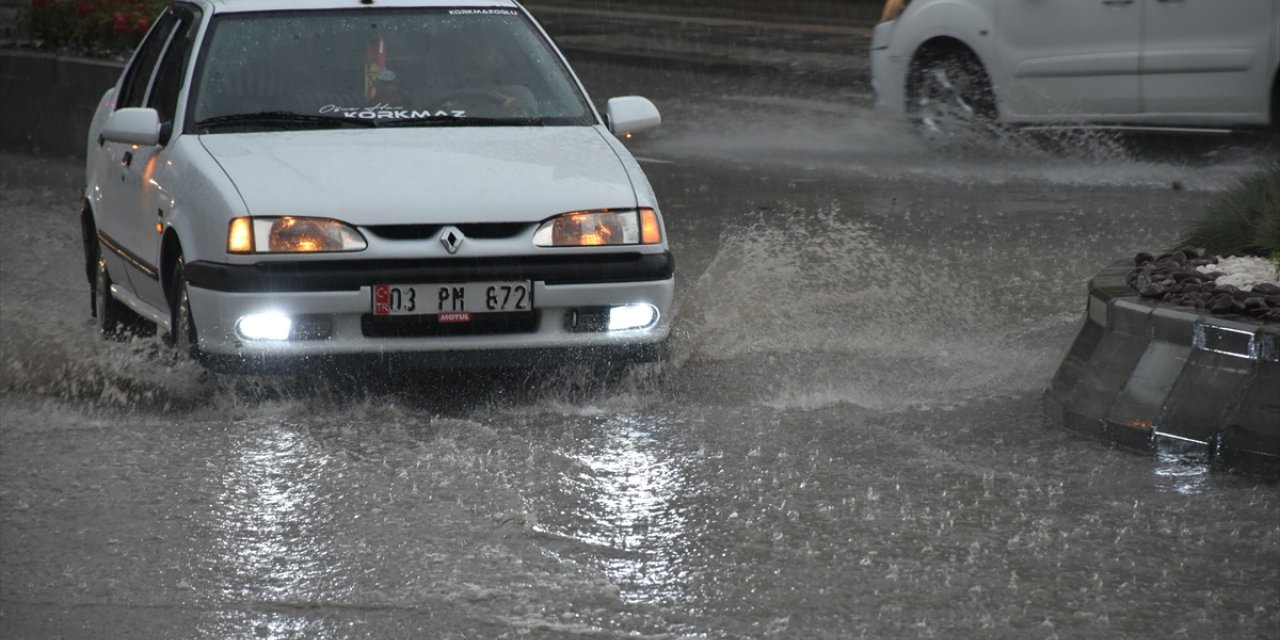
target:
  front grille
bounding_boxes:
[364,223,533,241]
[364,224,442,240]
[457,223,533,239]
[361,311,540,337]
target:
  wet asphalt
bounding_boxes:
[2,7,1280,639]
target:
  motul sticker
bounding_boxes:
[438,311,472,324]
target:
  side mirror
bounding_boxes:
[606,96,661,137]
[101,108,162,146]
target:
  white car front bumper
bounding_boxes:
[184,255,675,369]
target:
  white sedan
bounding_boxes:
[84,0,673,371]
[870,0,1279,137]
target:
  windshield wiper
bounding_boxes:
[195,111,377,131]
[376,115,543,128]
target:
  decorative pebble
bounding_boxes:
[1128,248,1280,320]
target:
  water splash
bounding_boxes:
[0,319,208,410]
[668,206,1080,411]
[642,98,1271,191]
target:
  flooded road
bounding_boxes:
[3,58,1278,639]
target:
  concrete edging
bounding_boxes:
[1044,259,1280,475]
[0,49,123,159]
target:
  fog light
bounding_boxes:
[237,312,293,341]
[608,304,659,331]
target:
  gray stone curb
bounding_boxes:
[0,50,123,159]
[524,3,871,89]
[1045,259,1280,476]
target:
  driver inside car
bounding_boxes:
[438,30,536,116]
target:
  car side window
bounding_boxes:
[147,6,202,125]
[116,8,179,110]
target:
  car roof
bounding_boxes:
[199,0,522,15]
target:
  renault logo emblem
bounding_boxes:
[440,226,464,254]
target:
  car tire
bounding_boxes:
[93,241,133,338]
[1271,71,1278,130]
[906,47,999,143]
[169,255,199,359]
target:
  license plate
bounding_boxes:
[372,281,532,320]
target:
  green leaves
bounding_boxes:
[1180,161,1280,260]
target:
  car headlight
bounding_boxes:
[227,216,367,253]
[533,208,662,247]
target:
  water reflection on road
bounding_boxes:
[540,413,690,605]
[212,424,334,602]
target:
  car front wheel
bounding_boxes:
[169,256,198,359]
[906,48,998,142]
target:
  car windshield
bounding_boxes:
[188,7,595,131]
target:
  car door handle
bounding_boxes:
[1102,0,1134,5]
[122,151,133,167]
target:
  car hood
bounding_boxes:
[198,126,639,224]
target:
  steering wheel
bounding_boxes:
[437,87,529,115]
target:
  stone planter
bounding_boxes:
[1044,259,1280,476]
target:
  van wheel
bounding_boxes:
[907,47,998,142]
[1270,71,1278,130]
